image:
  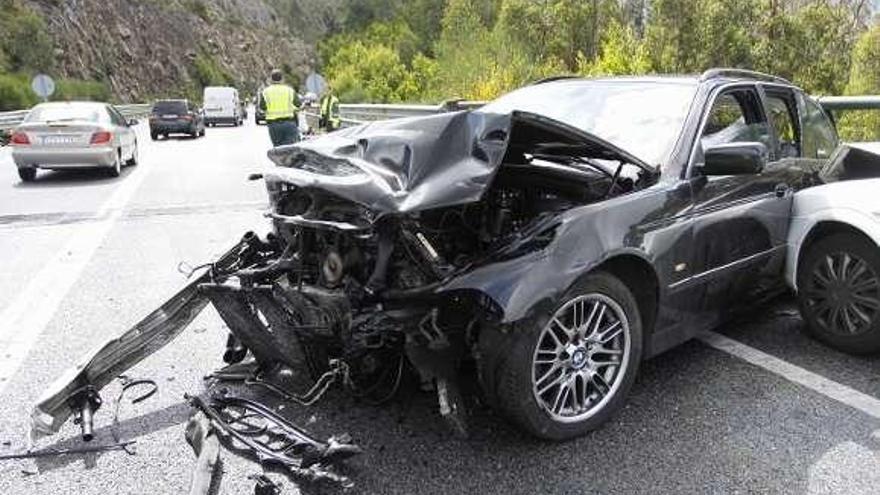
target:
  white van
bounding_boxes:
[202,86,242,127]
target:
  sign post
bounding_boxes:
[31,74,56,102]
[305,72,327,97]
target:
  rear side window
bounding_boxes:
[152,101,187,114]
[802,97,838,159]
[108,106,126,126]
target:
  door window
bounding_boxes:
[802,97,838,159]
[700,90,771,152]
[765,94,800,158]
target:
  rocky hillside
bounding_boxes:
[22,0,314,101]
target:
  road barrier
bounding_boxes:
[303,100,486,129]
[817,96,880,111]
[3,95,874,134]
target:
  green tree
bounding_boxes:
[399,0,448,54]
[433,0,494,98]
[579,20,651,76]
[0,5,54,72]
[838,24,880,141]
[495,0,617,70]
[326,41,415,102]
[644,0,703,72]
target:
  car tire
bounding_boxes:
[126,141,138,166]
[150,131,158,141]
[198,128,205,137]
[797,232,880,354]
[107,151,122,177]
[18,168,37,182]
[480,271,642,440]
[479,272,642,440]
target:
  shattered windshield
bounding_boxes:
[480,79,698,166]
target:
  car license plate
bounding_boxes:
[42,135,78,145]
[162,114,178,119]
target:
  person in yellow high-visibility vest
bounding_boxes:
[260,69,300,146]
[318,87,341,132]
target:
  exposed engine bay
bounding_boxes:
[243,114,653,419]
[29,110,654,484]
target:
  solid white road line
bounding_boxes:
[699,331,880,420]
[0,166,149,393]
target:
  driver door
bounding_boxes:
[686,85,795,323]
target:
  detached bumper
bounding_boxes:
[30,236,254,441]
[13,146,116,169]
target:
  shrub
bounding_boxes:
[190,52,232,88]
[0,73,37,111]
[0,8,54,73]
[56,78,111,102]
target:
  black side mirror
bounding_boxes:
[127,118,139,126]
[700,142,768,176]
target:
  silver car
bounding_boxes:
[10,101,139,182]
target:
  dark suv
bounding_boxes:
[149,99,205,140]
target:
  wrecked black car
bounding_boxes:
[32,70,856,455]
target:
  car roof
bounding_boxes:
[534,69,799,90]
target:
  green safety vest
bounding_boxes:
[320,94,340,129]
[262,84,298,121]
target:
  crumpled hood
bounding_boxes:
[265,109,649,216]
[266,111,511,215]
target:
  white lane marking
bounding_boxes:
[0,166,149,392]
[699,331,880,420]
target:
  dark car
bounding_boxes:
[149,99,205,140]
[35,70,874,451]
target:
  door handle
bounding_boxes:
[775,183,791,198]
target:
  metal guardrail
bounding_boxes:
[817,96,880,111]
[6,95,880,132]
[0,103,153,132]
[337,101,485,124]
[1,100,477,138]
[0,110,29,131]
[301,100,487,130]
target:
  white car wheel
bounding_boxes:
[108,151,122,177]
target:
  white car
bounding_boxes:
[788,142,880,354]
[10,101,139,181]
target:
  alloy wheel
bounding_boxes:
[531,293,630,423]
[804,251,880,336]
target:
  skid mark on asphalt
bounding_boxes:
[0,165,150,393]
[700,331,880,419]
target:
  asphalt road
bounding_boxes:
[1,118,879,494]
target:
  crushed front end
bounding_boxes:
[31,109,653,473]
